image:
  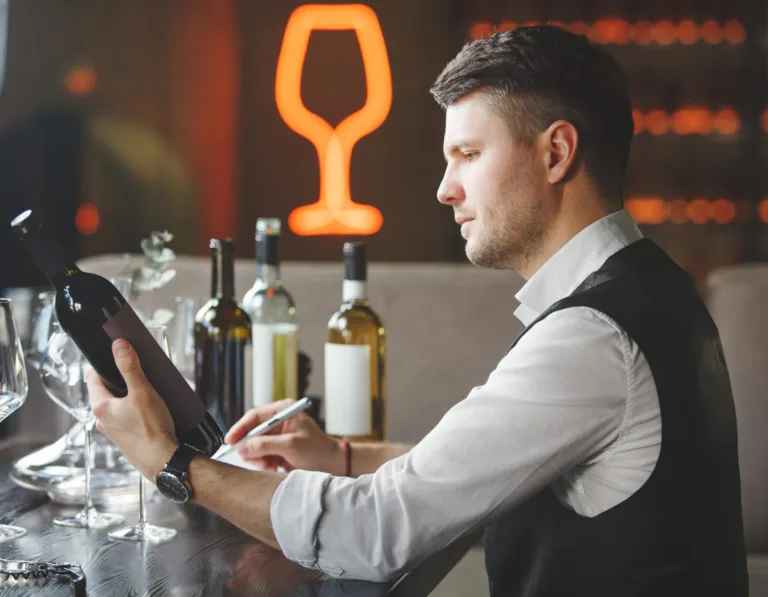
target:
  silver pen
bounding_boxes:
[213,397,313,459]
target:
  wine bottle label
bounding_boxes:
[324,343,372,436]
[251,323,299,406]
[252,324,274,407]
[102,302,206,434]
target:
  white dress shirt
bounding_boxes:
[270,208,662,581]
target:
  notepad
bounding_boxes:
[213,447,265,471]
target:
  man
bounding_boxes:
[88,25,748,596]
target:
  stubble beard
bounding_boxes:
[465,183,547,273]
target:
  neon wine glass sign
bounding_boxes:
[275,4,391,236]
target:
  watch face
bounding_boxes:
[155,471,190,503]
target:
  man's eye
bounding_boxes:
[464,152,479,161]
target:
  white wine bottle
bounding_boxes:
[325,242,386,442]
[242,218,298,406]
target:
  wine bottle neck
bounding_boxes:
[342,242,367,302]
[256,263,281,287]
[256,235,279,267]
[343,280,367,302]
[211,250,236,299]
[20,231,81,289]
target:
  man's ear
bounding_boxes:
[541,120,579,185]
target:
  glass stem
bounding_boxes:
[138,475,146,529]
[64,420,82,448]
[84,419,93,514]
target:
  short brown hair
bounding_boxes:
[430,25,634,202]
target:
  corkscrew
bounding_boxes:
[0,557,86,596]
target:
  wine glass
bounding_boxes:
[11,290,88,492]
[169,296,196,388]
[24,290,57,369]
[0,298,29,541]
[40,323,124,529]
[109,324,177,543]
[109,276,133,300]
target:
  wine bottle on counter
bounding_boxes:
[194,239,252,433]
[325,242,386,442]
[242,218,299,407]
[10,209,224,457]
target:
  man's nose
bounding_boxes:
[437,169,463,206]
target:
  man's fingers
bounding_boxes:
[89,390,116,423]
[85,367,107,393]
[112,339,151,393]
[225,399,296,444]
[236,434,295,460]
[86,367,116,418]
[95,419,107,436]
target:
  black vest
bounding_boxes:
[484,239,748,597]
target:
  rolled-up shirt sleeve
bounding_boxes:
[271,307,630,581]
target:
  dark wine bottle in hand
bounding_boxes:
[11,209,224,457]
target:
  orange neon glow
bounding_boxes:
[569,21,590,36]
[651,20,677,45]
[590,19,631,45]
[761,109,768,133]
[468,19,746,45]
[677,19,699,45]
[759,200,768,224]
[633,108,741,136]
[711,198,737,224]
[469,21,495,40]
[687,198,711,224]
[75,204,100,235]
[632,21,653,45]
[276,4,391,236]
[626,197,762,225]
[672,108,712,135]
[644,110,670,135]
[625,197,667,225]
[712,109,740,135]
[65,66,97,96]
[700,20,723,44]
[723,20,746,44]
[668,199,688,224]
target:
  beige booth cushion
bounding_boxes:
[706,264,768,553]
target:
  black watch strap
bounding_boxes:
[165,443,200,476]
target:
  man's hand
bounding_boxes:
[225,400,346,476]
[86,339,179,480]
[88,340,285,551]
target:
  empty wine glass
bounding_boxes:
[24,290,56,369]
[0,298,29,541]
[169,296,196,388]
[40,323,124,529]
[109,324,177,543]
[12,290,88,492]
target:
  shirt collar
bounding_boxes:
[513,208,643,326]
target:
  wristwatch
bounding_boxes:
[154,443,199,503]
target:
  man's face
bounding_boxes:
[437,91,549,272]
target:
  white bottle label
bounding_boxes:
[324,343,371,436]
[252,324,274,407]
